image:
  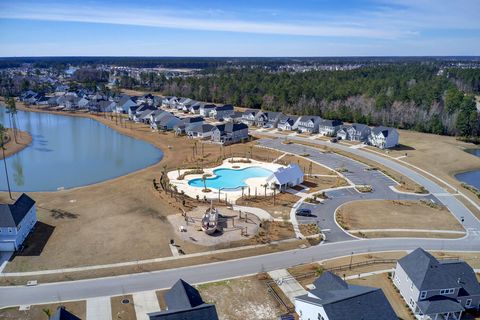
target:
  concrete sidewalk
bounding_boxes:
[268,269,307,303]
[133,291,161,320]
[86,296,112,320]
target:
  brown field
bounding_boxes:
[0,101,285,273]
[236,192,300,219]
[278,154,336,175]
[336,200,464,232]
[365,129,480,212]
[0,301,86,320]
[111,294,137,320]
[197,276,284,320]
[0,128,32,159]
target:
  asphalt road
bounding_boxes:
[1,133,479,308]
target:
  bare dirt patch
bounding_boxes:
[0,301,86,320]
[111,294,136,320]
[336,200,464,232]
[198,276,283,320]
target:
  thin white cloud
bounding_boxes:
[0,2,413,39]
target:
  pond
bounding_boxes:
[0,105,163,192]
[455,149,480,189]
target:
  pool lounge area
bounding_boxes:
[167,159,287,202]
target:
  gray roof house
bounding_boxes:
[393,248,480,320]
[148,279,219,320]
[186,123,216,139]
[255,111,283,128]
[336,123,371,142]
[368,126,399,149]
[116,95,137,113]
[153,115,183,131]
[296,116,322,133]
[277,115,300,131]
[295,272,397,320]
[188,102,201,114]
[209,104,234,120]
[212,123,249,144]
[224,111,243,123]
[199,103,216,117]
[240,109,259,126]
[318,119,343,136]
[174,116,204,135]
[0,193,37,251]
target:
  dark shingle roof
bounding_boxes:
[0,193,35,228]
[417,296,464,315]
[398,248,480,293]
[148,304,218,320]
[165,279,204,310]
[296,272,397,320]
[50,306,81,320]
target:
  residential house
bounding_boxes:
[368,126,399,149]
[199,103,216,117]
[174,116,204,135]
[148,279,219,320]
[212,123,249,144]
[161,96,178,109]
[254,111,283,128]
[209,104,234,120]
[336,123,371,142]
[296,116,322,133]
[240,109,259,126]
[51,306,81,320]
[295,272,397,320]
[266,164,304,191]
[136,109,156,123]
[0,193,37,251]
[148,110,171,125]
[132,105,156,122]
[177,97,194,111]
[153,115,183,131]
[393,248,480,320]
[224,111,243,123]
[187,124,215,139]
[277,115,300,131]
[188,102,201,114]
[115,95,137,113]
[318,119,343,136]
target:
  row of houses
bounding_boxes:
[296,248,480,320]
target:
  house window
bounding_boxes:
[8,228,12,233]
[318,314,324,320]
[420,291,427,299]
[466,299,472,307]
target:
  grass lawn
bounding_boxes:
[336,200,464,236]
[197,275,284,320]
[0,301,86,320]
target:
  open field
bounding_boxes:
[0,101,293,272]
[336,199,464,236]
[0,301,86,320]
[236,192,300,219]
[364,129,480,212]
[348,273,413,320]
[198,276,284,320]
[0,128,32,159]
[278,154,336,175]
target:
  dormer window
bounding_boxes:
[420,291,427,299]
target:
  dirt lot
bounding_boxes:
[336,200,464,233]
[348,273,414,320]
[365,129,480,212]
[198,276,284,320]
[0,301,86,320]
[111,294,136,320]
[0,128,32,159]
[236,192,300,219]
[0,102,285,272]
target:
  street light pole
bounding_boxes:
[349,251,354,270]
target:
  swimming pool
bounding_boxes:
[188,167,273,190]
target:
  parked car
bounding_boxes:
[295,208,316,217]
[330,137,338,143]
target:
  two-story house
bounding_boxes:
[318,119,343,136]
[209,104,234,120]
[295,272,397,320]
[211,123,249,144]
[277,115,300,131]
[0,193,37,252]
[368,126,399,149]
[337,123,371,141]
[254,111,283,128]
[296,116,322,133]
[240,110,259,126]
[393,248,480,320]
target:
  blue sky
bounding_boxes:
[0,0,479,57]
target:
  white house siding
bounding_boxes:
[0,206,37,251]
[393,264,420,313]
[295,300,329,320]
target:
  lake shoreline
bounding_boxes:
[0,128,32,160]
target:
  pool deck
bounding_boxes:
[167,158,285,202]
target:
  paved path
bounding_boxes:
[132,291,160,320]
[232,205,275,221]
[268,269,307,303]
[86,296,112,320]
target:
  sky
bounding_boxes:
[0,0,479,57]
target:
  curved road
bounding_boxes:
[1,134,479,308]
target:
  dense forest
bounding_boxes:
[150,64,479,137]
